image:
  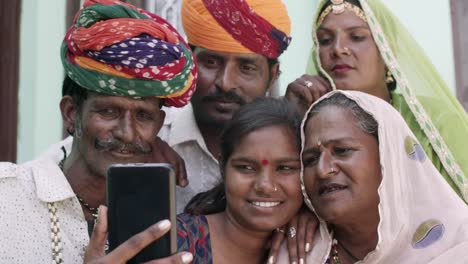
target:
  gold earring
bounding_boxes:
[67,127,74,135]
[386,70,394,83]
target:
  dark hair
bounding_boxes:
[319,0,362,14]
[306,93,378,139]
[188,44,280,79]
[62,76,91,112]
[184,97,301,215]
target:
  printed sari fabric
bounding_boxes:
[306,0,468,202]
[177,213,213,264]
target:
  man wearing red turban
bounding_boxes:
[161,0,293,215]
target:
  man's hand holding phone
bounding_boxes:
[84,206,192,264]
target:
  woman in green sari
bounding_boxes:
[285,0,468,202]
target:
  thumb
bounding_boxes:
[84,205,108,261]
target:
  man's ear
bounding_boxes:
[267,62,280,90]
[60,96,77,135]
[155,109,166,133]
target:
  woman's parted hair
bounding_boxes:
[184,97,301,215]
[319,0,363,14]
[306,93,378,140]
[220,97,302,166]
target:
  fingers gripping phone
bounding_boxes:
[107,163,176,263]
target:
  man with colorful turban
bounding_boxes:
[0,1,195,263]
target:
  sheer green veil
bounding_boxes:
[306,0,468,201]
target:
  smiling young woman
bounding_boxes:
[178,98,303,264]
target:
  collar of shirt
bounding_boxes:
[164,104,218,164]
[25,137,76,203]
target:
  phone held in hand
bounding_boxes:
[107,163,176,263]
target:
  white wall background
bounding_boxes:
[17,0,65,162]
[384,0,455,91]
[16,0,456,162]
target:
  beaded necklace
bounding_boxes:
[326,238,361,264]
[48,147,106,263]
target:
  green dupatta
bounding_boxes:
[306,0,468,202]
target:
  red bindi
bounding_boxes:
[261,159,269,166]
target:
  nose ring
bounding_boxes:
[343,47,351,55]
[328,168,337,175]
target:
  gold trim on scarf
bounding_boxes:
[357,0,468,200]
[317,0,367,27]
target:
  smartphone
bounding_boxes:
[107,163,176,263]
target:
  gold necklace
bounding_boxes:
[76,195,99,220]
[58,146,98,220]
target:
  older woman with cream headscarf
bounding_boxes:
[279,90,468,263]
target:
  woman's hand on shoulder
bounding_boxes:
[267,207,318,264]
[84,206,193,264]
[285,74,332,116]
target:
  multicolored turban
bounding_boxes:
[181,0,291,59]
[61,0,197,107]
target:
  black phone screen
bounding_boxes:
[107,163,176,263]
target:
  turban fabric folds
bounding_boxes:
[182,0,291,59]
[61,0,197,107]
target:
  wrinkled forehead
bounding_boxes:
[86,93,163,109]
[303,105,360,145]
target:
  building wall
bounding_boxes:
[17,0,66,162]
[385,0,455,91]
[451,0,468,110]
[16,0,456,162]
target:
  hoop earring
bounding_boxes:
[386,70,394,83]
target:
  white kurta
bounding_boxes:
[159,104,221,213]
[0,138,89,263]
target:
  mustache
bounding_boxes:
[203,90,246,105]
[94,136,151,155]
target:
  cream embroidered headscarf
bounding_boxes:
[291,90,468,263]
